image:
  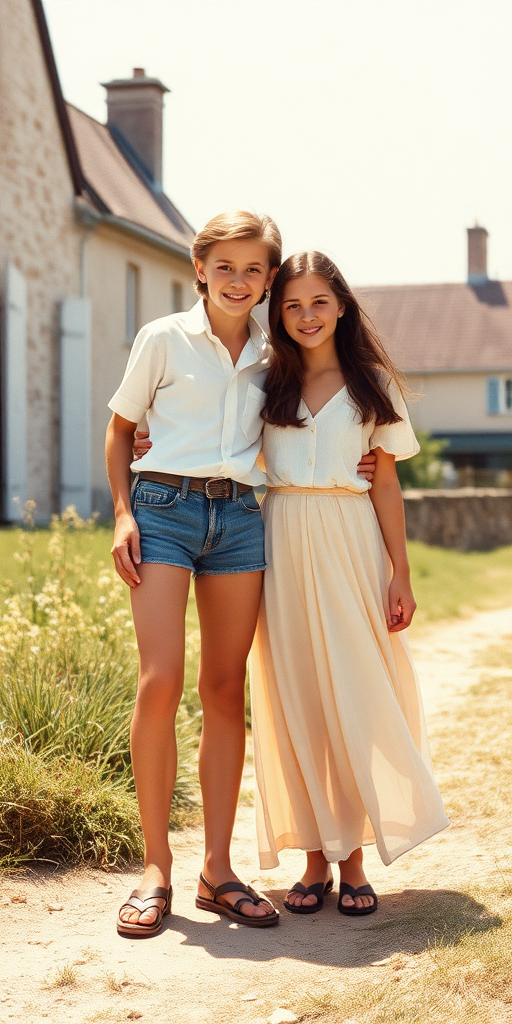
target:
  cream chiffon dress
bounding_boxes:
[250,381,449,869]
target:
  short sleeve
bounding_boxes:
[108,325,167,424]
[369,378,420,462]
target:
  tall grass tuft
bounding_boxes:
[0,741,144,867]
[0,505,201,866]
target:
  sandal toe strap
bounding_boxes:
[131,886,170,902]
[121,896,165,916]
[286,882,309,898]
[120,886,170,918]
[232,895,259,913]
[215,881,254,899]
[339,882,376,899]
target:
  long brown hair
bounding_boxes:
[263,251,405,428]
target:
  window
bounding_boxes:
[172,280,183,314]
[486,376,512,415]
[126,264,139,344]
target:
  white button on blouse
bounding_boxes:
[108,300,271,486]
[262,379,420,490]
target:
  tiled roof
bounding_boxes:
[67,103,194,254]
[356,281,512,373]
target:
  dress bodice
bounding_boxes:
[262,379,419,491]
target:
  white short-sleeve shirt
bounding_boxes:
[262,377,420,490]
[108,300,271,486]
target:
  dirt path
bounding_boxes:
[1,607,511,1024]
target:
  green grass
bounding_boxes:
[0,742,144,867]
[0,511,200,867]
[408,541,512,628]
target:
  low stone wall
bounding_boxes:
[403,488,512,551]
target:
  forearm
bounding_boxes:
[105,415,136,519]
[369,474,410,575]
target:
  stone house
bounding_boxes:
[358,228,512,486]
[0,0,195,522]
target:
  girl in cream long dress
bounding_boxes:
[250,254,449,912]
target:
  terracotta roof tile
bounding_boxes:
[67,103,194,253]
[356,281,512,373]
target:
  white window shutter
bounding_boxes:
[60,298,91,518]
[2,263,27,520]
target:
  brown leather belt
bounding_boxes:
[138,471,253,499]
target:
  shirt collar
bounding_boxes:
[182,299,269,361]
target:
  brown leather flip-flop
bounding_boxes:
[195,872,279,928]
[117,885,173,937]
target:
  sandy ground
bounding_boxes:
[1,606,511,1024]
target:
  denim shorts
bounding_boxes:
[131,476,266,577]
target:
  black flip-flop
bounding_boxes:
[283,878,334,915]
[195,872,279,928]
[338,882,377,916]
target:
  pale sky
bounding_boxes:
[43,0,512,286]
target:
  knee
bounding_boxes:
[135,671,183,718]
[198,671,246,717]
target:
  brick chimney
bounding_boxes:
[467,224,488,285]
[102,68,169,190]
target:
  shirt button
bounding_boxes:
[308,459,312,466]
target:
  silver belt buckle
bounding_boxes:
[205,478,231,499]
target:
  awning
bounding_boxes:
[432,432,512,455]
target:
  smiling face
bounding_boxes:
[194,239,277,318]
[281,273,345,350]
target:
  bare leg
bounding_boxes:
[339,847,375,910]
[285,850,334,908]
[195,571,272,918]
[119,564,191,927]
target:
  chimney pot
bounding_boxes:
[467,225,488,285]
[102,70,170,190]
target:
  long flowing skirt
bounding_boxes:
[250,488,449,869]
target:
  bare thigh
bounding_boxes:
[195,571,263,689]
[130,563,191,686]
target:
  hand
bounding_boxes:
[111,512,142,587]
[357,451,376,481]
[387,572,416,632]
[133,429,152,461]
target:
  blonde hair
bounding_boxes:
[191,210,282,304]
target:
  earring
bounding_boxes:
[265,289,270,302]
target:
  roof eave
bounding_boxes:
[30,0,83,195]
[74,198,192,262]
[404,366,512,376]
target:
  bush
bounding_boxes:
[0,505,201,866]
[396,431,448,489]
[0,742,143,867]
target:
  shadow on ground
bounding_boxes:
[131,886,503,968]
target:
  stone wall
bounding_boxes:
[403,488,512,550]
[0,0,82,519]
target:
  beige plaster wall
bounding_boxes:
[405,373,512,434]
[86,225,195,515]
[0,0,82,519]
